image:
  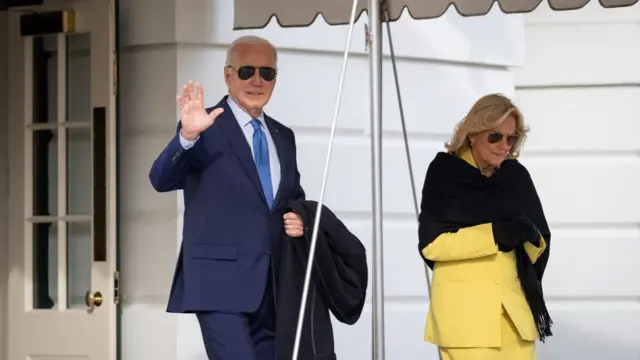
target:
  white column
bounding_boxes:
[117,0,181,359]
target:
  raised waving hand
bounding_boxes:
[177,81,224,140]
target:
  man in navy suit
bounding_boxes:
[149,35,306,360]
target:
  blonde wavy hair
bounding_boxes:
[445,93,529,159]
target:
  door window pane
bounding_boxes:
[67,128,92,215]
[32,222,57,309]
[31,35,58,125]
[66,33,91,123]
[67,221,92,309]
[32,129,57,216]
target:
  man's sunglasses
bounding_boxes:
[227,65,277,82]
[487,132,519,147]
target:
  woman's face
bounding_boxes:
[470,115,518,169]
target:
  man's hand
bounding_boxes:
[177,80,224,140]
[284,212,304,238]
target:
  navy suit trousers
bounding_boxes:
[196,268,276,360]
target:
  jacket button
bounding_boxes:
[494,278,502,284]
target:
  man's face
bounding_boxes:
[224,43,277,118]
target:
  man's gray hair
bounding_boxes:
[225,35,278,68]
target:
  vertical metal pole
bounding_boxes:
[290,0,360,357]
[368,0,385,359]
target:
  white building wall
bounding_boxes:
[0,11,8,360]
[512,2,640,359]
[117,0,524,359]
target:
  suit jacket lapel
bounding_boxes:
[216,97,268,207]
[266,116,290,210]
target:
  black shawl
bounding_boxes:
[275,200,368,360]
[417,151,553,341]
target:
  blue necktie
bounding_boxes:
[250,119,274,209]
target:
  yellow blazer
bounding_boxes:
[422,149,547,348]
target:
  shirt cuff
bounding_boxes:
[179,133,199,150]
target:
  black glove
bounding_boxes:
[492,217,539,252]
[519,217,541,246]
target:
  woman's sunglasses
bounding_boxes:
[487,132,519,147]
[227,65,277,82]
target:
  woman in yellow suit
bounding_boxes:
[418,93,553,360]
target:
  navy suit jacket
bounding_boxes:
[149,96,305,313]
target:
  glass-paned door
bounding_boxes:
[6,0,118,359]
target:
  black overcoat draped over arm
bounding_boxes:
[275,200,368,360]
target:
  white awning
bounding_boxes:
[234,0,638,29]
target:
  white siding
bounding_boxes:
[0,11,8,360]
[512,2,640,359]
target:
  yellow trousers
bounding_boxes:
[439,309,536,360]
